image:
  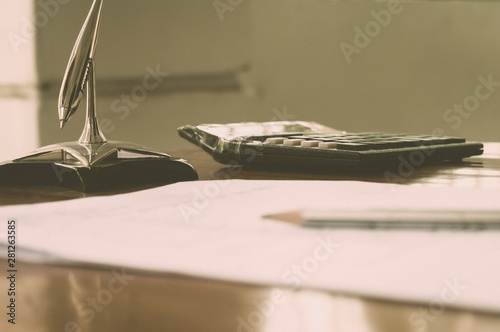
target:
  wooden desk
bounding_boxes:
[1,143,500,206]
[1,144,500,332]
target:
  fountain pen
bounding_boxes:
[58,0,103,129]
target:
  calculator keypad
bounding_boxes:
[263,133,466,151]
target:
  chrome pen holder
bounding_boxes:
[0,0,197,192]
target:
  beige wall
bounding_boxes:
[249,1,500,142]
[31,0,500,150]
[0,1,38,161]
[36,0,252,80]
[36,0,256,150]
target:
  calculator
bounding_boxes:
[177,121,484,171]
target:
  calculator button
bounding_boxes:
[312,137,339,142]
[318,142,338,149]
[309,134,344,138]
[264,137,287,144]
[332,139,359,143]
[364,141,409,149]
[264,133,467,150]
[284,139,304,146]
[301,140,320,147]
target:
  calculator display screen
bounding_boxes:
[196,121,342,140]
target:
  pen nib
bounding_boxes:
[58,106,70,129]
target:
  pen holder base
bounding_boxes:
[0,141,198,192]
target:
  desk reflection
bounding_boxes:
[3,259,499,332]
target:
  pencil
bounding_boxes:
[263,208,500,229]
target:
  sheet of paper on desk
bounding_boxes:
[1,180,500,313]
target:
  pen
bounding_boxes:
[264,208,500,229]
[58,0,103,129]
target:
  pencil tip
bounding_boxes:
[263,210,303,225]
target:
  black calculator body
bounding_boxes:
[177,121,484,171]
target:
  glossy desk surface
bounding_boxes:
[1,143,500,332]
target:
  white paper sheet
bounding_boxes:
[1,180,500,312]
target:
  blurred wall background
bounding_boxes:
[0,1,38,161]
[1,0,499,161]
